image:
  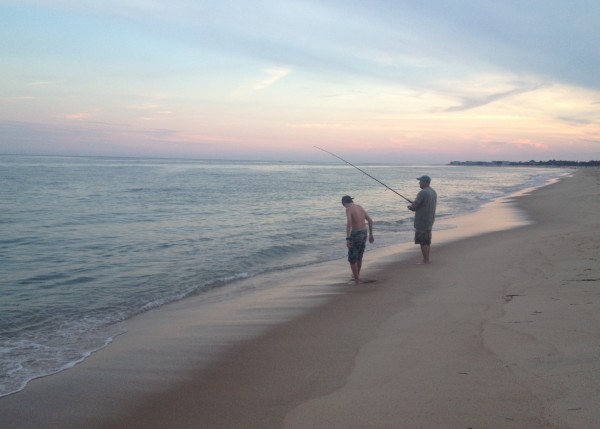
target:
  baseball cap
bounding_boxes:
[341,195,354,204]
[416,175,431,182]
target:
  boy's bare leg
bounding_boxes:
[350,262,360,283]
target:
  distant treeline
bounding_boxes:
[449,160,600,167]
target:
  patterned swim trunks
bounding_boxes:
[414,229,432,245]
[348,228,367,263]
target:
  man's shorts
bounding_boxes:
[414,229,432,245]
[348,228,367,263]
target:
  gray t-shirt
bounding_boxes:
[413,186,437,230]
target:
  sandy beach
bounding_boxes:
[1,168,598,429]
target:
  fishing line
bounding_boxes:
[314,146,413,203]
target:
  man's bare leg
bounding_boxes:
[420,244,430,264]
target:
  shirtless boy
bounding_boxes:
[341,195,374,284]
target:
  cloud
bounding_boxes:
[557,116,594,126]
[0,96,35,102]
[127,102,163,110]
[10,1,599,91]
[483,138,549,154]
[253,67,291,90]
[446,79,544,112]
[233,67,291,95]
[445,84,542,112]
[511,139,549,150]
[2,1,599,162]
[0,119,230,157]
[64,112,92,121]
[140,111,173,122]
[27,81,56,86]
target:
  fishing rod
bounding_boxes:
[314,146,413,203]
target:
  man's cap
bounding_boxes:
[416,175,431,182]
[341,195,354,204]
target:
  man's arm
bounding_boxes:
[408,191,423,211]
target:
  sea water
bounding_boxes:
[0,155,567,396]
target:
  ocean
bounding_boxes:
[0,155,567,397]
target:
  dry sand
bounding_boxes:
[1,168,598,429]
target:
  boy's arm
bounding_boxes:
[365,212,374,243]
[345,209,352,243]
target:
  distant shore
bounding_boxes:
[1,169,598,429]
[449,159,599,166]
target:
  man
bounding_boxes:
[407,175,437,264]
[341,195,374,284]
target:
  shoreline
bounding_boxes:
[0,161,565,401]
[0,172,542,398]
[1,169,598,429]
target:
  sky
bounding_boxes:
[1,0,599,163]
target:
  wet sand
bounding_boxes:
[1,169,598,429]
